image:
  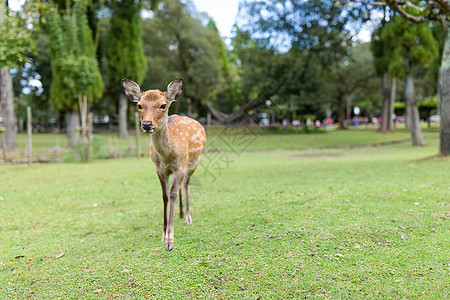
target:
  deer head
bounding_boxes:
[122,78,184,133]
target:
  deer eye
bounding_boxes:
[137,104,143,109]
[160,104,167,110]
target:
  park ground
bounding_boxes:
[0,126,449,298]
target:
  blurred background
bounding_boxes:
[0,0,448,162]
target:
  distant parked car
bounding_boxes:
[430,114,440,122]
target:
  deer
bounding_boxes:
[122,78,206,251]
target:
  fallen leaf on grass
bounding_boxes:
[55,253,65,259]
[239,285,245,291]
[401,234,408,241]
[15,255,25,259]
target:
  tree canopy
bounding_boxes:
[0,2,37,68]
[141,0,224,114]
[45,0,103,111]
[382,17,439,79]
[106,0,147,89]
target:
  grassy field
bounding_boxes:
[10,124,440,162]
[1,128,449,298]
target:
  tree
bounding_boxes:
[106,0,146,137]
[0,2,37,149]
[371,20,398,132]
[141,0,223,118]
[217,0,371,125]
[45,0,104,147]
[382,17,439,146]
[326,43,377,128]
[342,0,450,154]
[227,27,328,124]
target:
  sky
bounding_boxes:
[193,0,241,39]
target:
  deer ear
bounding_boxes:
[122,78,143,103]
[166,78,184,101]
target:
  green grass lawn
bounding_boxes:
[10,123,440,162]
[1,128,448,298]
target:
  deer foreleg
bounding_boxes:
[157,173,169,243]
[179,187,184,219]
[165,170,185,251]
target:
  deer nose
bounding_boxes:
[142,121,152,131]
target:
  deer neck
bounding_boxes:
[151,122,173,157]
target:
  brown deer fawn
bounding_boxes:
[122,78,206,251]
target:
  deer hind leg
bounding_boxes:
[165,170,186,251]
[184,172,194,225]
[179,187,184,219]
[157,173,169,243]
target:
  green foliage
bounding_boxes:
[141,0,223,111]
[321,43,378,121]
[230,27,324,118]
[0,2,38,68]
[371,25,389,76]
[418,96,438,109]
[381,17,439,79]
[45,0,104,110]
[394,102,406,110]
[233,0,378,120]
[240,0,355,62]
[106,0,147,89]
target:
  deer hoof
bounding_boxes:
[179,212,184,219]
[185,215,192,225]
[165,242,174,251]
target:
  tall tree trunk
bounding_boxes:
[439,29,450,156]
[405,98,411,129]
[0,67,16,149]
[78,94,88,143]
[118,93,128,137]
[66,110,80,147]
[387,77,396,131]
[346,95,351,126]
[337,96,346,129]
[379,73,390,133]
[405,72,425,146]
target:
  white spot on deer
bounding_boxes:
[190,132,200,141]
[179,132,183,136]
[189,146,203,153]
